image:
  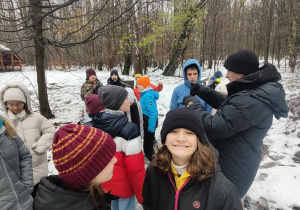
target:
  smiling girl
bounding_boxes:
[142,107,242,210]
[0,81,55,197]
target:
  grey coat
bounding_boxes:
[0,125,34,210]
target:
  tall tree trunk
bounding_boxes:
[264,0,274,63]
[163,0,207,76]
[122,53,131,75]
[31,0,54,118]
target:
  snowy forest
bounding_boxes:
[0,0,299,117]
[1,1,300,209]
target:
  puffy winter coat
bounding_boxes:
[0,82,56,185]
[33,176,111,210]
[142,162,242,210]
[0,125,33,210]
[134,83,163,101]
[189,63,289,197]
[91,110,145,204]
[170,59,212,113]
[140,87,159,133]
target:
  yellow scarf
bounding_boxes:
[171,164,191,190]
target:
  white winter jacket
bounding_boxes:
[0,82,55,185]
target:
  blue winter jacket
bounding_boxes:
[170,59,212,113]
[140,87,159,133]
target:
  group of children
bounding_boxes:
[0,65,243,210]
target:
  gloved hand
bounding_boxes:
[94,85,100,92]
[190,83,207,97]
[182,95,203,110]
[103,190,119,202]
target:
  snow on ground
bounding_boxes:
[0,64,299,210]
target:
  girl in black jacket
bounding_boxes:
[142,107,243,210]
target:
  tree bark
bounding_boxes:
[31,0,54,118]
[163,0,208,76]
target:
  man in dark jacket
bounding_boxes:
[183,49,289,197]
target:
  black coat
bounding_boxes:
[191,63,289,197]
[142,163,242,210]
[33,176,111,210]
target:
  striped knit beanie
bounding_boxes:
[52,124,116,190]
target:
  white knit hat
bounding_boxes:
[125,87,135,105]
[3,88,26,103]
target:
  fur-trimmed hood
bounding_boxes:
[0,81,32,112]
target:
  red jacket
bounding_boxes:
[134,83,163,101]
[92,111,145,204]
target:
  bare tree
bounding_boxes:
[0,0,140,118]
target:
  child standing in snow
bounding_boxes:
[134,74,163,101]
[92,85,145,210]
[107,69,130,87]
[142,107,243,210]
[33,124,117,210]
[0,115,33,210]
[0,81,55,197]
[137,77,159,162]
[80,68,103,101]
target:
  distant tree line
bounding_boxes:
[0,0,299,118]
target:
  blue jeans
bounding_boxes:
[112,196,136,210]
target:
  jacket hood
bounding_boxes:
[140,88,159,100]
[252,82,289,119]
[0,81,32,112]
[227,63,289,119]
[92,112,128,138]
[183,59,202,88]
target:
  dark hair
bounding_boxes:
[84,183,110,210]
[24,103,32,114]
[185,64,199,78]
[153,139,216,181]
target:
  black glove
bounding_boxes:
[182,95,203,110]
[190,83,206,97]
[103,190,119,202]
[94,85,100,92]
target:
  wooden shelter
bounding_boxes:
[0,44,23,71]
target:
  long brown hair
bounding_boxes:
[153,139,216,181]
[83,183,110,210]
[0,115,16,138]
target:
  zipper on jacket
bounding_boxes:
[168,172,190,210]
